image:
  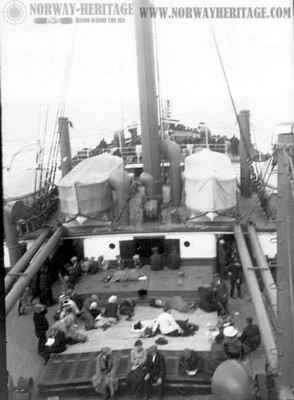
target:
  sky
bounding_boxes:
[1,0,294,171]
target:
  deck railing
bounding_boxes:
[72,142,232,167]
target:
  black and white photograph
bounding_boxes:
[1,0,294,399]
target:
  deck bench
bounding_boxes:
[38,349,211,396]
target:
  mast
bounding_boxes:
[276,133,294,399]
[134,0,161,198]
[0,124,8,400]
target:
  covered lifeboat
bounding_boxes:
[58,153,129,218]
[183,148,237,215]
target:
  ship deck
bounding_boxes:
[74,265,212,301]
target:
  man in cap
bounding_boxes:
[143,345,166,400]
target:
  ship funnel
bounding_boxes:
[58,117,72,177]
[161,139,182,207]
[134,0,161,198]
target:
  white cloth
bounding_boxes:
[157,312,181,335]
[131,319,159,334]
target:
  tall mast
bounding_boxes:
[134,0,161,198]
[276,133,294,399]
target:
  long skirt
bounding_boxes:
[127,364,146,395]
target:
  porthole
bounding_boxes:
[184,241,190,247]
[109,243,116,249]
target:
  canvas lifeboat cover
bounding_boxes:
[183,149,237,213]
[58,153,123,216]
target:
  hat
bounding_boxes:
[223,326,238,337]
[108,295,118,304]
[70,256,78,262]
[155,337,168,345]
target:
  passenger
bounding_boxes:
[143,345,166,400]
[52,312,87,344]
[127,339,147,397]
[179,348,203,377]
[33,303,49,361]
[44,326,67,361]
[96,296,120,329]
[92,347,119,399]
[18,286,33,315]
[228,258,243,298]
[240,317,261,354]
[62,290,81,316]
[81,295,100,330]
[210,331,227,363]
[119,298,136,320]
[211,274,229,314]
[157,307,183,336]
[131,254,141,269]
[223,326,242,359]
[39,265,55,307]
[70,256,82,279]
[166,247,180,270]
[150,247,163,271]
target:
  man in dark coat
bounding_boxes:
[240,317,261,354]
[179,349,203,376]
[143,345,166,400]
[228,259,243,298]
[150,247,163,271]
[33,303,49,360]
[39,265,54,307]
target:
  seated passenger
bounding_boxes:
[96,296,120,329]
[44,326,67,361]
[223,326,243,359]
[179,349,202,377]
[240,317,261,354]
[81,295,101,330]
[92,347,119,399]
[157,307,183,336]
[150,247,163,271]
[119,298,135,320]
[52,312,87,344]
[199,287,225,316]
[143,346,166,400]
[127,340,147,396]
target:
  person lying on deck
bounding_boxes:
[179,348,203,377]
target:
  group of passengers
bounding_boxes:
[91,314,260,400]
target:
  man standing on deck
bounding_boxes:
[228,258,243,298]
[33,303,49,361]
